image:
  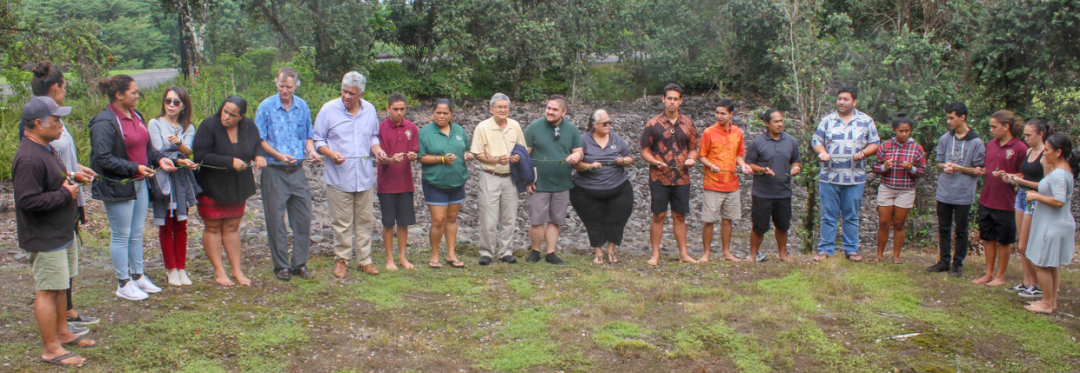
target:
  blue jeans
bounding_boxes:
[817,181,864,256]
[104,180,149,280]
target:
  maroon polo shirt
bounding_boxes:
[109,103,149,166]
[377,118,420,193]
[979,136,1027,211]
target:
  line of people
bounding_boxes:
[12,64,1078,367]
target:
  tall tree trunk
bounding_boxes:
[308,0,329,80]
[171,0,207,78]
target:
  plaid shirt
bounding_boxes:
[872,138,926,189]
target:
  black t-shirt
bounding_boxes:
[745,132,801,199]
[13,138,76,252]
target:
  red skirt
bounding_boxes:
[196,195,246,220]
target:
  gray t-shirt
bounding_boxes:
[745,131,801,199]
[572,132,632,190]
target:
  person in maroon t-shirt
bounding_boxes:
[974,110,1028,287]
[376,93,419,270]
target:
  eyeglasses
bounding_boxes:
[554,126,561,140]
[164,98,182,107]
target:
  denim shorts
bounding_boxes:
[1014,189,1035,216]
[422,182,466,206]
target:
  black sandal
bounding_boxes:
[447,260,466,269]
[845,253,864,262]
[62,335,97,348]
[41,352,85,367]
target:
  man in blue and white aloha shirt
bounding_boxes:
[811,85,880,261]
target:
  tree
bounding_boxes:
[164,0,213,78]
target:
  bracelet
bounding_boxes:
[441,156,446,164]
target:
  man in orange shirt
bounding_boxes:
[697,99,752,262]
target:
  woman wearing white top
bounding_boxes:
[148,86,200,287]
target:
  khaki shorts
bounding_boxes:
[702,190,741,223]
[876,184,916,209]
[528,191,570,226]
[28,241,77,291]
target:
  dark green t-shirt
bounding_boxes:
[524,118,582,192]
[418,122,470,189]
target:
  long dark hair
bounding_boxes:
[1045,133,1079,179]
[96,75,135,103]
[30,61,64,96]
[157,86,193,130]
[1025,119,1052,142]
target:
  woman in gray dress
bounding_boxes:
[1023,133,1078,314]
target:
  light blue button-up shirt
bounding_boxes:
[812,109,880,185]
[254,94,313,161]
[313,98,380,192]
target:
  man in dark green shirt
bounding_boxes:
[523,95,583,264]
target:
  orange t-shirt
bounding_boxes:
[699,123,745,192]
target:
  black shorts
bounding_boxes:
[649,183,691,214]
[751,196,792,234]
[377,192,416,227]
[977,204,1016,244]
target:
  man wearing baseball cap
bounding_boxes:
[14,96,97,367]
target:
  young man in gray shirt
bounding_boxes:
[927,102,986,277]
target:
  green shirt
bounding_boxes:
[524,118,582,192]
[418,122,470,189]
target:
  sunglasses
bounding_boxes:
[596,121,611,127]
[164,98,183,107]
[554,126,561,140]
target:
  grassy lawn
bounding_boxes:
[1,223,1079,372]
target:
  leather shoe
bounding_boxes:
[526,250,542,263]
[333,259,347,278]
[479,256,492,266]
[361,263,380,275]
[926,262,950,273]
[948,266,963,277]
[291,266,314,279]
[500,255,517,264]
[275,268,291,281]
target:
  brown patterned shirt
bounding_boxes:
[639,113,699,185]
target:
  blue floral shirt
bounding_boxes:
[812,109,880,185]
[254,94,314,161]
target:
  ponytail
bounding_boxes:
[1045,133,1079,179]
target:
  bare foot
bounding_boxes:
[972,274,993,285]
[986,278,1006,287]
[779,255,794,262]
[214,270,235,286]
[679,255,699,264]
[233,272,251,286]
[698,254,711,263]
[647,255,659,266]
[399,260,415,270]
[722,254,742,262]
[385,262,399,271]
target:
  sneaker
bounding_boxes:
[1019,286,1043,298]
[68,323,89,337]
[67,313,100,326]
[177,269,193,286]
[1008,283,1028,292]
[116,282,149,301]
[479,256,492,266]
[526,250,542,263]
[500,255,517,264]
[544,252,564,265]
[133,275,162,294]
[926,262,950,273]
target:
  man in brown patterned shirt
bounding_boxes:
[639,84,700,266]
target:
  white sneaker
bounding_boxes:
[167,270,182,287]
[133,275,162,294]
[177,269,193,286]
[116,281,149,301]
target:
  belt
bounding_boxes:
[483,169,510,177]
[269,164,301,173]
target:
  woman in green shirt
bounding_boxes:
[418,99,473,268]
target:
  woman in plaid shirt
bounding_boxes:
[871,113,927,264]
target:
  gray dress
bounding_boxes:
[1025,168,1075,267]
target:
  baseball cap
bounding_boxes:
[21,96,72,122]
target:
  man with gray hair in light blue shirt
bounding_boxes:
[314,71,388,278]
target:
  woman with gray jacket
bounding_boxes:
[148,86,201,287]
[89,75,192,301]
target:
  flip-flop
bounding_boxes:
[868,257,882,264]
[607,252,618,263]
[62,335,97,348]
[845,253,863,262]
[1025,303,1054,314]
[41,352,85,367]
[892,258,903,264]
[812,254,828,262]
[428,261,442,269]
[446,260,465,269]
[593,255,605,265]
